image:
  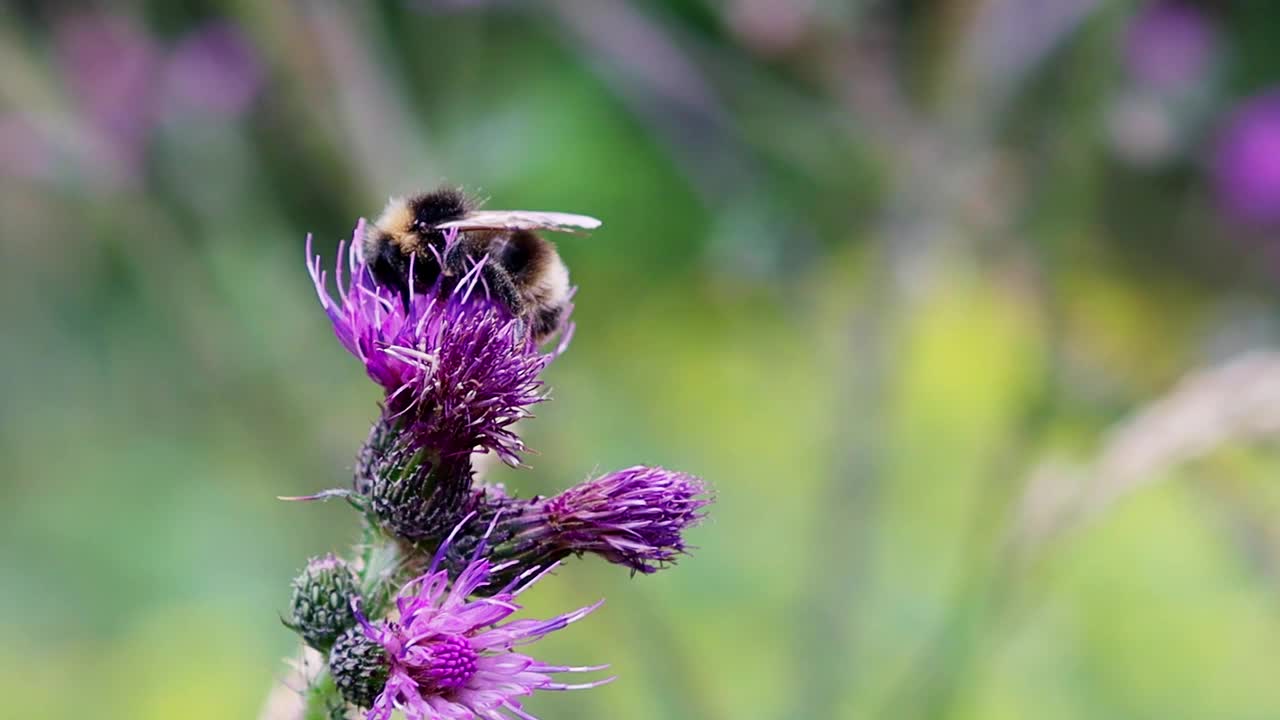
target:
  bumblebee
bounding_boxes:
[365,187,601,344]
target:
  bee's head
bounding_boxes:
[408,187,471,232]
[367,187,473,308]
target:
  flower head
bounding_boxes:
[1124,1,1216,95]
[1213,89,1280,228]
[350,522,612,719]
[359,412,477,542]
[164,21,263,118]
[541,466,711,573]
[288,553,360,651]
[331,627,392,711]
[308,222,563,464]
[454,466,712,582]
[55,11,161,184]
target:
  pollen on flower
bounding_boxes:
[409,633,478,691]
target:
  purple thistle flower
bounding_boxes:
[352,523,612,720]
[1124,1,1216,95]
[456,466,712,579]
[308,222,564,465]
[1212,89,1280,228]
[163,21,264,118]
[54,11,161,184]
[540,466,710,573]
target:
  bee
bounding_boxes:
[364,187,601,345]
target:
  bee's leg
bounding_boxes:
[443,241,524,319]
[408,251,443,301]
[478,262,525,320]
[370,240,412,309]
[441,238,469,278]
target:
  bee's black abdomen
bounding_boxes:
[532,305,563,343]
[501,230,551,281]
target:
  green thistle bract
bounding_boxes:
[329,627,391,710]
[288,554,360,651]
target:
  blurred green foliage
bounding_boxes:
[4,1,1280,719]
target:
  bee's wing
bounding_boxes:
[434,210,603,233]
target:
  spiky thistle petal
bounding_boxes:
[307,222,568,465]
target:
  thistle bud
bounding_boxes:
[329,627,390,710]
[287,554,360,651]
[358,414,475,542]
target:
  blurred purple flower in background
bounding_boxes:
[1108,2,1220,168]
[1124,1,1216,95]
[54,12,160,180]
[1212,90,1280,228]
[163,22,263,118]
[34,13,263,189]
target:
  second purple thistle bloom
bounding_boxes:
[513,466,711,574]
[348,528,612,720]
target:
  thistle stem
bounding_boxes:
[301,672,344,720]
[357,524,408,618]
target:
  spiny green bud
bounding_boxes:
[329,627,390,710]
[358,416,474,543]
[287,554,359,651]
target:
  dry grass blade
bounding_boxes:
[257,646,324,720]
[1015,351,1280,553]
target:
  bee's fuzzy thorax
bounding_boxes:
[371,188,474,256]
[370,196,415,252]
[408,187,472,226]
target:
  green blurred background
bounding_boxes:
[6,1,1280,718]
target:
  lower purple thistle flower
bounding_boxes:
[353,522,612,720]
[308,222,565,465]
